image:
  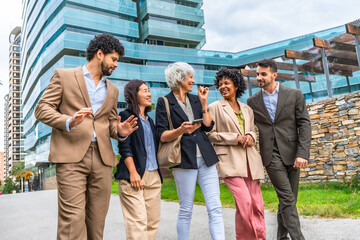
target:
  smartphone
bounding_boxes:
[191,118,203,124]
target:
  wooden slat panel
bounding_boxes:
[300,61,353,77]
[243,60,354,77]
[274,62,294,71]
[240,69,250,76]
[328,41,356,52]
[328,63,360,73]
[327,56,359,67]
[244,79,259,87]
[346,24,360,35]
[238,55,284,69]
[313,38,357,52]
[241,69,315,82]
[277,73,315,82]
[313,38,329,48]
[285,50,320,61]
[328,50,358,61]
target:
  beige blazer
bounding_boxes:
[207,98,265,180]
[35,66,121,167]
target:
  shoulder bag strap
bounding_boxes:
[162,96,174,130]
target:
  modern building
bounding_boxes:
[4,27,24,177]
[4,94,10,179]
[0,152,4,184]
[20,0,359,186]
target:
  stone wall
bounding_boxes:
[300,91,360,182]
[43,176,57,190]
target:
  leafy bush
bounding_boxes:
[3,177,19,194]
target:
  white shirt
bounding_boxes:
[66,65,107,142]
[262,82,280,122]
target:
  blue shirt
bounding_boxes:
[262,82,280,122]
[139,115,158,171]
[66,65,107,141]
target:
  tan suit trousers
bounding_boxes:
[56,142,112,240]
[118,170,161,240]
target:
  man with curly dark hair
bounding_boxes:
[208,67,266,240]
[35,33,138,240]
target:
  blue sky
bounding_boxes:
[0,0,359,151]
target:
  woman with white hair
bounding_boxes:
[156,62,225,240]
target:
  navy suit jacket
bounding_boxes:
[155,92,219,169]
[115,109,163,182]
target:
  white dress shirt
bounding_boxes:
[262,82,280,122]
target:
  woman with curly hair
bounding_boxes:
[207,68,266,240]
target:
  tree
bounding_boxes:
[11,161,26,176]
[3,177,18,194]
[11,162,33,192]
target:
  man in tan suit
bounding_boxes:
[247,59,311,240]
[35,33,138,240]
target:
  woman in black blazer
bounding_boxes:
[115,80,162,240]
[156,62,225,240]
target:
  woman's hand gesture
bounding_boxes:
[198,86,209,105]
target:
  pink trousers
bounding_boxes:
[224,168,266,240]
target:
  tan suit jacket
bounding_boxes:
[207,98,265,180]
[35,66,121,167]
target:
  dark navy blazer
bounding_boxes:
[115,109,163,182]
[155,92,219,169]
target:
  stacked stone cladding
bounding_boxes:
[260,91,360,183]
[302,91,360,182]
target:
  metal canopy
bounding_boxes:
[238,23,360,100]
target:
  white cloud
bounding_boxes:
[202,0,360,52]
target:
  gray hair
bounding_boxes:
[164,62,195,90]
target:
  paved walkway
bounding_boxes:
[0,190,359,240]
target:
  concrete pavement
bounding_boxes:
[0,190,359,239]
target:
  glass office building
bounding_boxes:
[21,0,359,174]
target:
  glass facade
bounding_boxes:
[21,0,360,171]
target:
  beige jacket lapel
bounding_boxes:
[221,98,243,135]
[74,66,91,108]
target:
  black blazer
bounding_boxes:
[155,92,219,169]
[114,109,163,182]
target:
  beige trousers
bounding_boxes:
[118,170,161,240]
[56,142,112,240]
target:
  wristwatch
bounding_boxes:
[202,108,210,113]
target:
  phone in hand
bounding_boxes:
[191,118,203,124]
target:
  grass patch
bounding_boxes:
[112,178,360,218]
[111,181,119,195]
[296,181,360,218]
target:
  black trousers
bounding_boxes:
[266,139,305,240]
